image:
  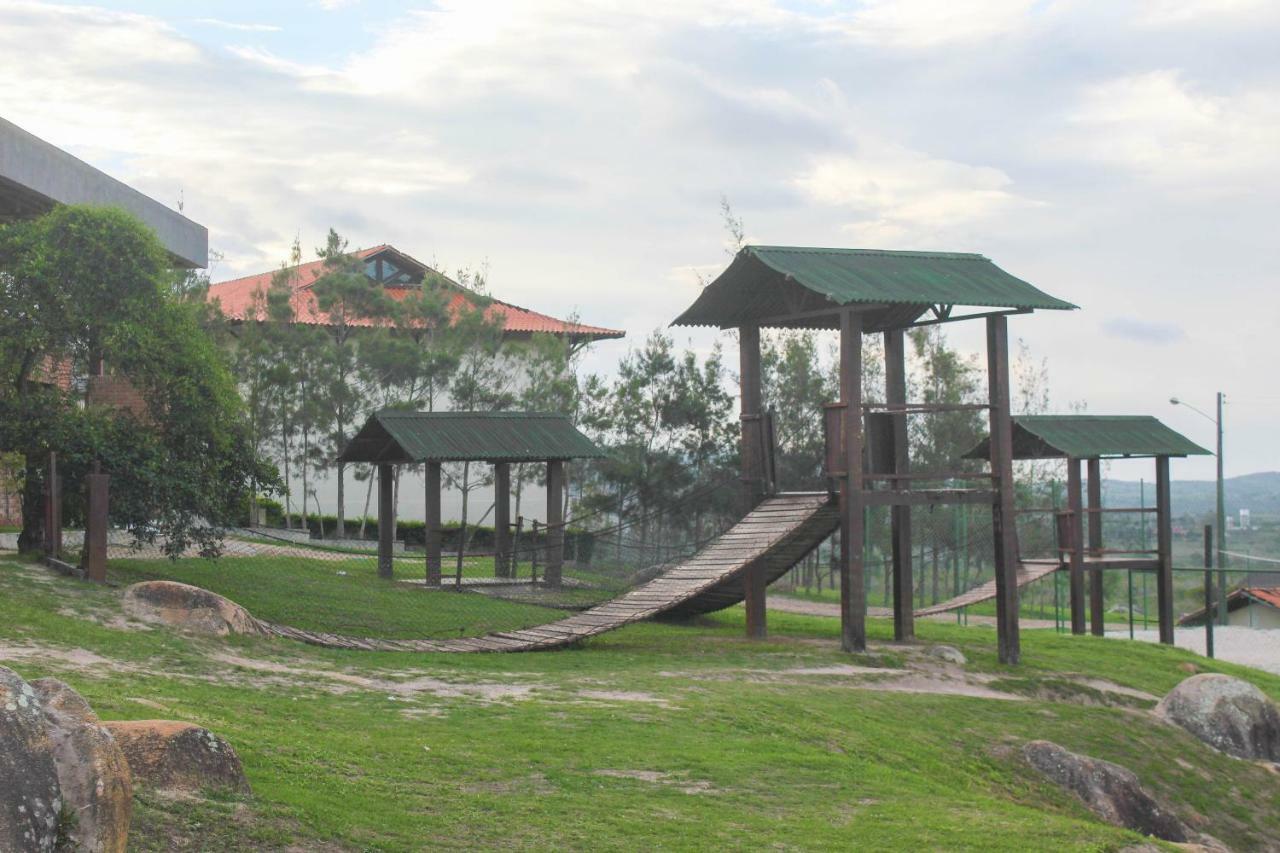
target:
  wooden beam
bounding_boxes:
[907,307,1032,330]
[839,309,867,652]
[986,314,1021,664]
[862,489,995,507]
[1155,455,1175,645]
[84,467,108,583]
[1066,458,1086,635]
[1087,457,1105,636]
[739,324,767,639]
[885,328,913,642]
[425,461,442,586]
[494,462,511,578]
[545,459,565,588]
[377,463,394,579]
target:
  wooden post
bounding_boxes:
[1066,457,1086,635]
[1087,457,1105,636]
[44,451,62,558]
[739,324,767,639]
[986,315,1021,664]
[84,464,108,582]
[1155,455,1175,645]
[884,328,913,642]
[377,463,394,579]
[545,459,565,587]
[425,461,442,586]
[494,462,511,578]
[839,309,867,652]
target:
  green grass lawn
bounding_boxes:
[108,555,567,639]
[4,555,1280,850]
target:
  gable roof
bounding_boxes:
[1179,587,1280,625]
[965,415,1210,460]
[671,245,1076,331]
[207,244,623,341]
[336,410,605,464]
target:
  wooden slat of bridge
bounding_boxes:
[258,492,840,653]
[912,559,1062,618]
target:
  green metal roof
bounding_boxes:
[671,245,1076,331]
[965,415,1210,460]
[336,411,605,464]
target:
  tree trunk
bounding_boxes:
[17,453,44,554]
[336,460,345,539]
[281,423,292,529]
[455,461,471,578]
[358,467,374,538]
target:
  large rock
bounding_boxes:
[0,666,62,852]
[1155,673,1280,762]
[1023,740,1188,842]
[122,580,264,637]
[31,679,131,853]
[103,720,250,795]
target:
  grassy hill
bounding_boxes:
[2,555,1278,850]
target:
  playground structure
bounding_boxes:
[966,415,1210,643]
[336,410,606,586]
[32,245,1226,665]
[672,246,1076,664]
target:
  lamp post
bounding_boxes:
[1170,393,1227,626]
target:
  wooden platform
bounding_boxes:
[256,492,840,653]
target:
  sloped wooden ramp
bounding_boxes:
[257,492,839,653]
[913,558,1061,618]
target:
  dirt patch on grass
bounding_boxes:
[0,641,132,671]
[576,689,671,706]
[593,768,718,794]
[208,651,539,702]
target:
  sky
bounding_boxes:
[1,0,1277,483]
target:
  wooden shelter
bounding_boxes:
[967,415,1210,644]
[336,411,605,587]
[672,245,1077,664]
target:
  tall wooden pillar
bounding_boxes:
[839,309,867,653]
[84,466,108,583]
[377,463,395,579]
[884,328,913,642]
[986,315,1021,664]
[1066,457,1086,635]
[44,451,62,558]
[1086,457,1105,636]
[424,461,442,586]
[545,459,565,587]
[1155,455,1174,645]
[494,462,511,578]
[739,324,767,639]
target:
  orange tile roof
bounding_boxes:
[207,245,623,340]
[1245,587,1280,609]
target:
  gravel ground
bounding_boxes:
[1110,626,1280,675]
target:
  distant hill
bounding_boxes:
[1104,471,1280,518]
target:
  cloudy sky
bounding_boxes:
[2,0,1276,481]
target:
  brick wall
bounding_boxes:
[86,375,149,420]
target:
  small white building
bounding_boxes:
[1180,587,1280,630]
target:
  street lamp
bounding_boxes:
[1170,393,1227,626]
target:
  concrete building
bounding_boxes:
[1,116,207,267]
[1180,587,1280,630]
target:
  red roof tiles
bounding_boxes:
[207,245,623,340]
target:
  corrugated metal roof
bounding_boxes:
[207,245,624,341]
[671,245,1076,330]
[336,411,605,464]
[966,415,1211,460]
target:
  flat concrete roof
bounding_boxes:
[0,116,208,268]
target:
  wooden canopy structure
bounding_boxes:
[673,245,1077,664]
[967,415,1209,644]
[337,411,605,586]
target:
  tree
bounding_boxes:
[0,205,275,555]
[310,230,398,537]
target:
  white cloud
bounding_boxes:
[1063,70,1280,189]
[835,0,1040,49]
[794,143,1040,244]
[194,18,282,33]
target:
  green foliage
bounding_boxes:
[0,205,274,555]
